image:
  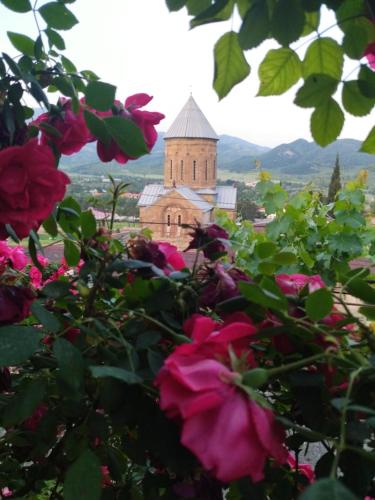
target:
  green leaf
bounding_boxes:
[342,21,371,59]
[1,0,31,12]
[42,281,71,299]
[299,478,358,500]
[147,349,164,375]
[165,0,186,10]
[64,239,80,267]
[239,281,288,311]
[358,65,375,99]
[186,0,211,15]
[213,31,250,99]
[305,288,333,321]
[80,210,97,239]
[342,81,374,117]
[0,326,41,366]
[104,116,149,157]
[85,81,116,112]
[239,0,270,50]
[310,98,344,147]
[42,213,58,237]
[302,10,320,37]
[2,52,21,76]
[31,301,61,333]
[7,32,35,57]
[358,306,375,320]
[294,74,338,108]
[360,126,375,154]
[258,48,301,96]
[3,379,46,426]
[271,0,305,46]
[303,37,344,81]
[190,0,234,28]
[61,54,77,72]
[347,279,375,304]
[255,242,277,259]
[54,338,84,390]
[273,252,296,265]
[83,110,111,146]
[39,2,78,30]
[45,28,66,50]
[53,76,76,97]
[63,449,101,500]
[90,366,142,384]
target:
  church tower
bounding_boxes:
[163,95,219,191]
[137,96,236,248]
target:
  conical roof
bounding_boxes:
[164,95,219,140]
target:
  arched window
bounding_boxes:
[181,160,183,180]
[193,160,196,180]
[205,160,208,180]
[178,215,182,226]
[167,214,171,226]
[170,160,172,179]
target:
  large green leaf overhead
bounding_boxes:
[213,31,250,99]
[303,37,344,80]
[310,98,344,146]
[294,74,338,108]
[342,81,375,117]
[360,127,375,154]
[258,48,301,96]
[270,0,305,46]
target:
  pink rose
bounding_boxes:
[0,140,70,240]
[0,285,34,325]
[287,452,315,484]
[127,236,185,272]
[364,42,375,69]
[34,98,91,155]
[0,242,27,271]
[157,241,186,271]
[156,351,287,482]
[275,274,325,296]
[96,93,164,164]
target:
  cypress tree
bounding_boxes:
[327,154,342,203]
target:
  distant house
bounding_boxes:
[121,192,141,200]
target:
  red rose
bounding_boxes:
[156,351,287,482]
[96,93,164,164]
[34,98,91,155]
[0,139,70,239]
[127,237,185,272]
[185,224,229,260]
[0,285,34,325]
[23,404,47,431]
[157,241,186,271]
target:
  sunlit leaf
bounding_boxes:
[360,126,375,154]
[310,98,344,146]
[303,37,344,81]
[258,48,301,96]
[294,74,338,108]
[342,80,375,117]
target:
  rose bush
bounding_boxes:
[0,1,374,499]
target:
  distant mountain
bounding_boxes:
[60,134,374,178]
[249,139,375,175]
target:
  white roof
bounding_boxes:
[164,95,219,141]
[216,186,237,210]
[138,184,213,212]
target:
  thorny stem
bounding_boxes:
[330,367,363,478]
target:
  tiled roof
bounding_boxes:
[164,95,219,140]
[216,186,237,210]
[138,184,213,212]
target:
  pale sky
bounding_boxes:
[1,0,374,147]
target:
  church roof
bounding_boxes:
[138,184,212,212]
[164,95,219,141]
[216,186,237,210]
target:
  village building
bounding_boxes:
[137,95,237,248]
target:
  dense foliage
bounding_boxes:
[0,1,374,499]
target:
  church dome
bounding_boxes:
[164,95,219,141]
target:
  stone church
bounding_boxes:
[137,95,237,248]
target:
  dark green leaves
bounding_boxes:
[271,0,305,46]
[303,37,344,81]
[39,2,78,30]
[0,326,41,366]
[83,110,111,146]
[64,450,101,500]
[342,81,374,117]
[64,239,80,266]
[54,338,84,391]
[190,0,234,29]
[294,74,339,108]
[239,0,270,50]
[360,126,375,154]
[104,116,149,157]
[165,0,187,10]
[300,478,358,500]
[7,32,35,57]
[1,0,31,12]
[310,98,344,146]
[213,31,250,99]
[258,48,301,96]
[85,81,116,112]
[31,301,61,333]
[80,210,97,238]
[346,279,375,304]
[306,288,333,321]
[45,28,66,50]
[3,379,46,426]
[90,366,142,384]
